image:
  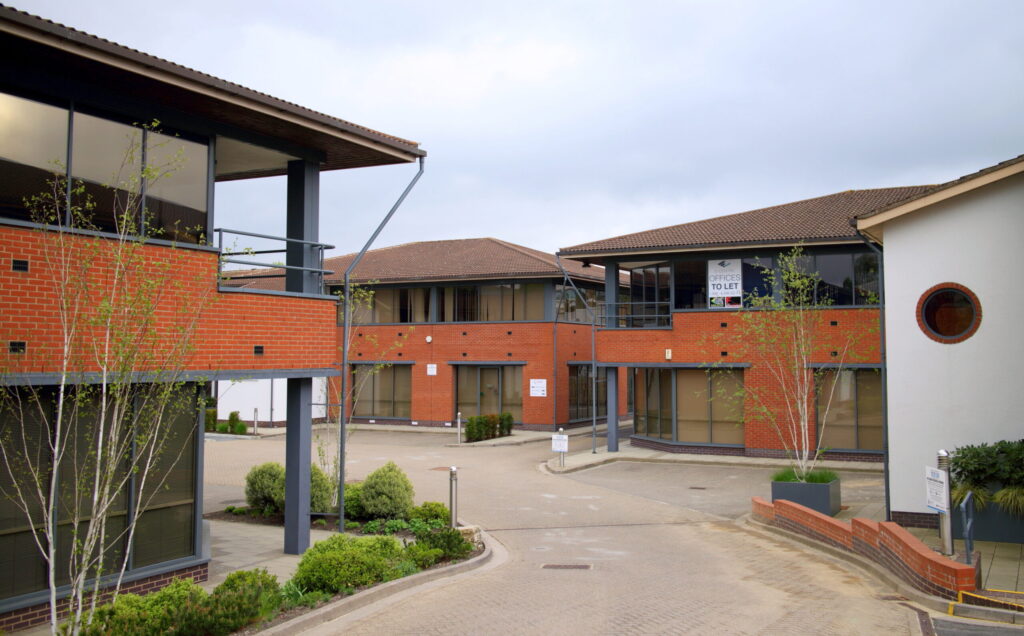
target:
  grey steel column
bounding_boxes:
[284,378,312,554]
[607,367,619,452]
[286,159,320,294]
[604,263,620,452]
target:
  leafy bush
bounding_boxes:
[292,540,397,594]
[771,467,837,483]
[216,421,230,434]
[228,410,242,426]
[309,465,334,514]
[404,542,443,569]
[205,407,218,432]
[484,413,500,438]
[232,419,248,435]
[345,520,361,531]
[361,461,414,520]
[245,462,286,514]
[951,439,1024,517]
[499,412,513,436]
[410,501,449,524]
[280,580,331,610]
[344,481,367,520]
[464,415,479,442]
[384,518,411,534]
[409,517,446,535]
[208,568,281,632]
[361,519,384,534]
[414,528,473,561]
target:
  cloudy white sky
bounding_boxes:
[16,0,1024,257]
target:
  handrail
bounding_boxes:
[215,227,334,293]
[959,492,975,565]
[597,301,672,328]
[213,227,335,248]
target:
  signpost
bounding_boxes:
[552,428,568,468]
[925,467,949,514]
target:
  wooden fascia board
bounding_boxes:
[857,161,1024,232]
[1,22,420,164]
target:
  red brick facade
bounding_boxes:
[1,226,336,376]
[598,307,881,453]
[341,321,628,429]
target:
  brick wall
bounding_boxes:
[600,308,880,452]
[752,497,975,599]
[0,562,207,632]
[0,226,335,376]
[335,321,628,429]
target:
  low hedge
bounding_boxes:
[464,412,514,442]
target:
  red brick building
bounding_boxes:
[0,7,422,629]
[558,187,930,459]
[313,238,629,431]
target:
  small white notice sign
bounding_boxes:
[925,466,949,513]
[530,379,547,397]
[552,434,569,453]
[426,364,437,376]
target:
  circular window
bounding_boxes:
[917,283,981,344]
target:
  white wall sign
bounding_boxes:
[530,378,547,397]
[426,364,437,376]
[925,467,949,513]
[708,259,742,308]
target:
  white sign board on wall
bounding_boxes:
[530,379,547,397]
[925,467,949,513]
[426,364,437,376]
[708,259,742,308]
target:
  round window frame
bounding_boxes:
[916,282,982,344]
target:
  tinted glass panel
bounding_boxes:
[676,370,708,442]
[742,257,773,305]
[501,366,523,422]
[524,283,546,321]
[673,260,706,309]
[456,366,477,418]
[853,252,879,305]
[816,253,854,305]
[394,366,412,418]
[817,370,856,449]
[0,92,69,223]
[857,370,883,450]
[71,112,142,234]
[710,370,744,444]
[133,504,192,567]
[144,132,208,244]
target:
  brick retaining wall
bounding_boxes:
[752,497,974,600]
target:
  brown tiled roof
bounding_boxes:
[558,186,932,257]
[0,6,424,170]
[858,154,1024,220]
[222,238,607,290]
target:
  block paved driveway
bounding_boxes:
[205,430,920,635]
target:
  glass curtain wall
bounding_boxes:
[351,365,412,419]
[0,91,209,244]
[816,369,883,451]
[454,365,523,421]
[634,368,744,445]
[439,283,545,322]
[568,365,608,421]
[628,264,670,326]
[0,384,199,600]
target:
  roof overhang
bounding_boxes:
[557,237,862,262]
[0,8,424,175]
[856,157,1024,243]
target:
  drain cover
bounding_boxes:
[689,486,707,490]
[542,564,592,570]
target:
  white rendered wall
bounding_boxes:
[216,377,328,424]
[884,172,1024,514]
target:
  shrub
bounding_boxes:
[245,462,286,514]
[309,465,334,514]
[361,461,414,520]
[409,517,446,535]
[80,578,209,635]
[232,419,248,435]
[404,542,443,569]
[209,568,281,631]
[205,407,218,432]
[414,528,473,561]
[410,501,450,524]
[383,518,410,535]
[345,520,361,531]
[464,416,478,442]
[771,467,837,483]
[216,421,230,434]
[499,412,514,436]
[228,410,242,427]
[292,545,391,594]
[484,413,500,439]
[361,519,384,534]
[951,439,1024,517]
[344,481,367,520]
[280,580,330,610]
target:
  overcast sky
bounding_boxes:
[17,0,1024,257]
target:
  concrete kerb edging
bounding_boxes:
[737,513,1024,626]
[543,453,885,475]
[260,529,501,635]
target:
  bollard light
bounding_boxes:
[449,466,458,528]
[937,449,953,556]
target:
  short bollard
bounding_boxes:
[449,465,458,528]
[937,449,953,556]
[456,411,462,445]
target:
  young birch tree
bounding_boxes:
[727,246,872,481]
[0,126,211,634]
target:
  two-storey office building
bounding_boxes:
[558,187,930,459]
[0,7,423,628]
[232,237,628,431]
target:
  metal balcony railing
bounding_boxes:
[214,227,334,294]
[596,301,672,328]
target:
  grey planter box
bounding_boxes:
[952,505,1024,544]
[771,479,841,517]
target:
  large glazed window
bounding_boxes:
[634,368,672,439]
[635,368,744,445]
[0,91,210,244]
[352,365,412,419]
[454,365,523,421]
[439,283,546,322]
[0,93,69,223]
[917,283,981,344]
[568,366,607,421]
[817,369,882,451]
[628,263,670,326]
